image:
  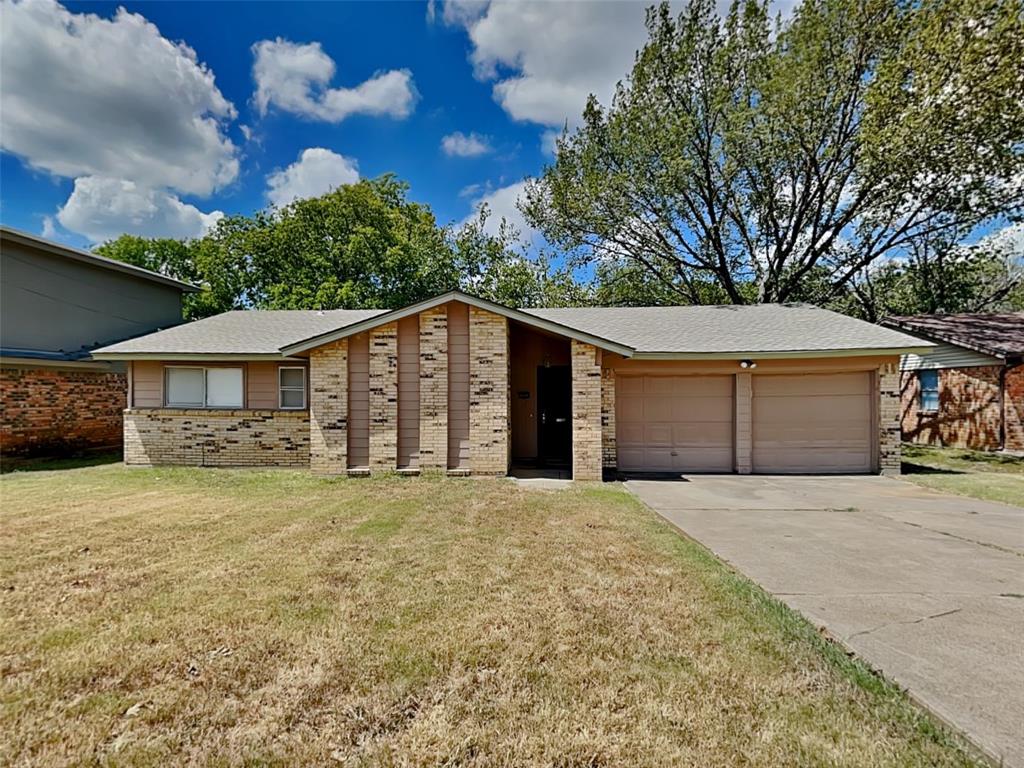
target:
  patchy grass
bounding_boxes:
[902,443,1024,507]
[0,465,981,766]
[0,450,121,475]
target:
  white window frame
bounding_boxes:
[164,365,244,409]
[278,366,307,410]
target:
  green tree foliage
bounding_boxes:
[524,0,1024,305]
[98,176,576,317]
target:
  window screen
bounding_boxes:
[205,368,244,407]
[279,367,306,409]
[165,368,204,407]
[919,369,939,411]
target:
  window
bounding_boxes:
[279,366,306,409]
[919,369,939,411]
[165,367,243,408]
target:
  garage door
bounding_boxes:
[617,376,734,472]
[752,372,872,473]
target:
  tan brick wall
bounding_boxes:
[123,409,309,467]
[734,372,752,474]
[878,363,901,475]
[571,341,603,481]
[469,307,508,475]
[419,306,448,469]
[900,365,1003,451]
[309,339,347,475]
[1,366,126,457]
[369,322,398,472]
[601,368,616,469]
[1005,365,1024,452]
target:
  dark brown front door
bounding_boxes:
[537,365,571,466]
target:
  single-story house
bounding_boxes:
[0,226,194,458]
[92,291,931,478]
[882,312,1023,453]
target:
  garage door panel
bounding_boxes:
[753,373,872,474]
[617,375,734,473]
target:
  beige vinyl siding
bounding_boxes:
[447,302,470,469]
[347,332,370,468]
[752,372,872,473]
[616,375,734,472]
[397,315,420,468]
[131,360,163,407]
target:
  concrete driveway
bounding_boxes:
[627,475,1024,767]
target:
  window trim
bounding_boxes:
[918,369,940,413]
[278,366,307,410]
[164,365,244,409]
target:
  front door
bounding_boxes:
[537,365,571,466]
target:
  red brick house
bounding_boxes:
[883,313,1024,453]
[92,291,930,478]
[0,226,195,459]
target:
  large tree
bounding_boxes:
[98,175,577,318]
[523,0,1024,305]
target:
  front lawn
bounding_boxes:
[902,443,1024,507]
[1,466,979,766]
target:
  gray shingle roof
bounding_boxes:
[93,295,928,358]
[524,304,928,355]
[95,309,387,355]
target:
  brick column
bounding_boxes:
[734,372,752,474]
[469,307,509,475]
[878,362,901,475]
[369,322,398,472]
[571,340,603,481]
[310,339,348,475]
[1004,365,1024,452]
[419,306,448,470]
[601,367,616,471]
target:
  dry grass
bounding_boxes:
[1,465,979,767]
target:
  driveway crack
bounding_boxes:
[846,607,963,641]
[896,520,1023,558]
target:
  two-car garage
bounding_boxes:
[615,371,874,474]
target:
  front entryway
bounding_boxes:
[537,365,571,466]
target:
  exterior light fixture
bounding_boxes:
[739,359,757,369]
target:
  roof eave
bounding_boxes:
[279,290,636,357]
[629,346,934,360]
[90,352,306,361]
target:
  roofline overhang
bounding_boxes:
[628,346,934,361]
[0,225,200,293]
[90,352,307,362]
[279,290,636,357]
[881,318,1013,361]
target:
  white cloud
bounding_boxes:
[57,176,223,243]
[41,216,58,240]
[0,0,238,197]
[266,148,360,207]
[463,180,536,243]
[441,131,492,157]
[444,1,651,129]
[979,222,1024,256]
[252,39,417,122]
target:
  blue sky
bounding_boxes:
[0,0,659,249]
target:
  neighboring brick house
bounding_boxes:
[883,313,1024,452]
[93,291,929,478]
[0,226,195,459]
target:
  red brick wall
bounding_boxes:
[0,367,127,457]
[900,365,1003,450]
[1005,365,1024,452]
